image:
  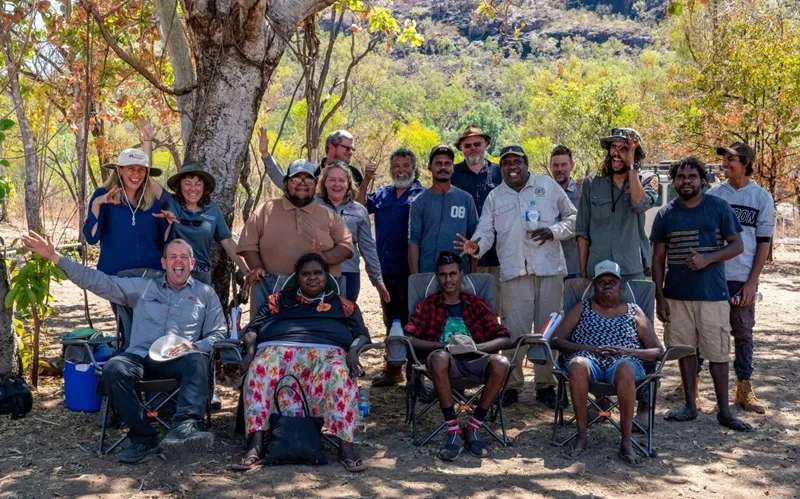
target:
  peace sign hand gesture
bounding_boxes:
[453,233,480,257]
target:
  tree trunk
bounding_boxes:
[0,257,17,377]
[153,0,196,145]
[2,33,43,233]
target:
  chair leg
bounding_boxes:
[99,396,111,454]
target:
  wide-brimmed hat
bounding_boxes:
[716,142,755,164]
[599,128,646,160]
[148,334,197,362]
[428,144,455,165]
[167,161,216,194]
[101,148,162,177]
[454,124,492,149]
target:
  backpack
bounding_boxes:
[0,375,33,419]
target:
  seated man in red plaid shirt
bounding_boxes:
[405,251,512,461]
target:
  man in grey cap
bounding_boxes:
[259,128,364,188]
[238,159,354,312]
[456,143,576,408]
[575,128,659,282]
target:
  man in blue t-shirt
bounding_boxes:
[408,145,478,274]
[650,156,751,433]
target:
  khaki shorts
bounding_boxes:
[664,299,731,363]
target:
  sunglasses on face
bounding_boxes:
[289,177,316,186]
[336,143,356,153]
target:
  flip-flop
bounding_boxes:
[231,454,264,471]
[718,415,753,432]
[664,406,698,422]
[618,451,645,468]
[339,458,367,472]
[561,445,587,460]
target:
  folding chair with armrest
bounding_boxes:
[398,272,544,447]
[62,268,215,455]
[549,278,694,457]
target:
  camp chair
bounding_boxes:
[550,278,694,457]
[212,272,383,447]
[62,268,215,455]
[397,272,544,447]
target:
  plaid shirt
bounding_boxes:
[404,292,509,343]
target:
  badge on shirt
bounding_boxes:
[317,303,331,312]
[188,296,202,304]
[534,186,546,197]
[649,176,659,191]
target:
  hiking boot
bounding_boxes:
[502,389,519,406]
[665,374,700,403]
[161,420,214,452]
[372,364,404,387]
[735,380,766,414]
[464,429,490,458]
[536,386,557,409]
[117,441,160,464]
[438,430,464,461]
[210,391,222,411]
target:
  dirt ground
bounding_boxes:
[1,231,799,498]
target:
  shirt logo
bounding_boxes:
[534,186,546,196]
[200,213,215,221]
[188,296,202,304]
[729,204,759,228]
[450,206,466,219]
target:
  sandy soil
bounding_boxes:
[1,235,798,498]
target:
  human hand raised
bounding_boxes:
[95,186,122,207]
[258,127,270,157]
[453,233,480,257]
[21,231,59,263]
[152,209,178,225]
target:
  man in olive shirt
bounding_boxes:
[576,128,658,281]
[237,159,354,312]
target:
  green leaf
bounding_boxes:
[0,160,9,168]
[0,119,14,131]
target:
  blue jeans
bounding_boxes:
[342,271,361,303]
[569,356,645,384]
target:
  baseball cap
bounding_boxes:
[428,144,455,165]
[593,260,622,281]
[716,142,755,164]
[285,159,318,179]
[445,335,478,355]
[101,148,162,177]
[499,143,528,162]
[599,128,646,160]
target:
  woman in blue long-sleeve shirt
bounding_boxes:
[83,148,169,276]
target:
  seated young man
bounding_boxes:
[22,232,226,464]
[405,251,511,461]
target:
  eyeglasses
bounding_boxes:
[336,143,356,153]
[179,219,203,227]
[462,141,485,150]
[289,177,316,186]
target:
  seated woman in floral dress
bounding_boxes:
[235,252,370,472]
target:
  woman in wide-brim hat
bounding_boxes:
[83,148,170,277]
[158,161,250,285]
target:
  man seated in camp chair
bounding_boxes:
[550,260,663,467]
[405,251,512,462]
[22,232,226,464]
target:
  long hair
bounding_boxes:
[600,148,645,177]
[173,174,212,208]
[103,169,157,211]
[317,161,356,202]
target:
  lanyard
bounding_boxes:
[611,178,628,213]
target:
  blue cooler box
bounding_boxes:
[63,347,113,413]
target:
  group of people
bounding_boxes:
[20,122,774,471]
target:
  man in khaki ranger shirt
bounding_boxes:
[456,144,576,408]
[237,159,354,312]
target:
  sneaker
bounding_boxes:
[464,429,490,458]
[161,420,214,452]
[536,386,557,409]
[210,391,222,411]
[438,430,464,462]
[502,389,519,406]
[117,441,160,464]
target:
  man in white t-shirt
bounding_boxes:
[707,142,774,414]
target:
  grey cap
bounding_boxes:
[445,335,478,355]
[285,159,318,180]
[599,127,646,160]
[593,260,622,281]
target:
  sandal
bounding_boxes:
[231,453,264,471]
[717,415,753,432]
[618,451,645,468]
[339,458,367,472]
[561,445,587,460]
[664,405,698,422]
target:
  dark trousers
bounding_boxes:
[380,273,410,334]
[342,271,361,303]
[100,352,210,444]
[696,281,756,380]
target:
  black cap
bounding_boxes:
[599,127,646,160]
[716,142,755,164]
[499,143,528,162]
[428,144,455,165]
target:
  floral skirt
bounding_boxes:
[243,345,359,442]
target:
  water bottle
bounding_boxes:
[730,292,762,306]
[525,200,540,239]
[355,386,370,444]
[386,319,407,366]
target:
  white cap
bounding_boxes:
[593,260,622,280]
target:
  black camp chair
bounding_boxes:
[550,278,694,457]
[62,269,215,455]
[397,272,546,447]
[212,273,383,447]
